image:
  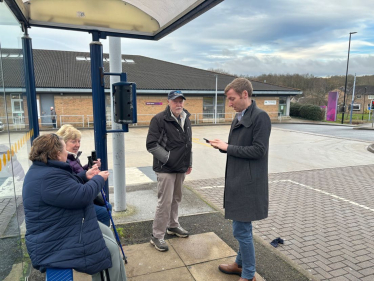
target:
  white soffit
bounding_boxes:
[17,0,218,38]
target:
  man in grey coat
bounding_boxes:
[209,78,271,281]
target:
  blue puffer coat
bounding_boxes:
[22,160,112,274]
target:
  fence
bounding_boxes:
[0,116,29,131]
[0,111,285,131]
[40,114,55,127]
[59,115,85,128]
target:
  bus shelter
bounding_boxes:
[0,0,223,279]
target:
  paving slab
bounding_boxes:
[110,182,215,224]
[128,267,195,281]
[168,232,236,266]
[188,257,264,281]
[125,241,184,278]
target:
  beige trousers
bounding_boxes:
[152,172,186,239]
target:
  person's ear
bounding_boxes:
[242,90,248,98]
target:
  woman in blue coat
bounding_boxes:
[56,124,113,226]
[22,133,126,280]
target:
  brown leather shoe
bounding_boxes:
[218,262,242,276]
[239,276,256,281]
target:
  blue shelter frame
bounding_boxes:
[4,0,224,198]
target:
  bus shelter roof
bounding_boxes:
[6,0,223,40]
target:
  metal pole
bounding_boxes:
[349,73,356,124]
[214,74,218,124]
[22,29,39,142]
[109,36,127,211]
[90,32,109,198]
[341,32,357,124]
[362,87,366,121]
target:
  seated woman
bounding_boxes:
[56,125,113,226]
[23,134,126,280]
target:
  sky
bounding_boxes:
[3,0,374,77]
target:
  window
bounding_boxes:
[11,96,25,124]
[203,96,225,118]
[350,104,361,111]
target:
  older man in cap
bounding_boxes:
[146,90,192,252]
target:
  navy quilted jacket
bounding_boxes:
[22,160,112,274]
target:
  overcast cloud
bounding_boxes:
[24,0,374,77]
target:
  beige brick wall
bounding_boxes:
[224,96,280,119]
[254,97,279,119]
[9,93,282,129]
[54,95,93,126]
[136,95,203,124]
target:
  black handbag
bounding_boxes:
[93,192,106,206]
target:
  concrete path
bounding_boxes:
[71,232,263,281]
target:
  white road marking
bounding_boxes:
[270,179,374,212]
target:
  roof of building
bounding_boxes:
[1,49,301,94]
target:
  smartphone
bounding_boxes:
[87,156,93,168]
[91,150,97,161]
[203,138,210,143]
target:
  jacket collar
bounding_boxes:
[163,105,191,122]
[235,100,256,128]
[33,160,73,172]
[67,151,82,159]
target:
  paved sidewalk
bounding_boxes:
[70,232,263,281]
[0,197,17,237]
[188,164,374,281]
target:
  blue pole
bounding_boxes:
[22,32,39,142]
[90,32,109,198]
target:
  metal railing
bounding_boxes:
[0,116,29,131]
[0,111,286,131]
[40,114,56,127]
[59,115,85,127]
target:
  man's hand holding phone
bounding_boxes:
[209,139,229,151]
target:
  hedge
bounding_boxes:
[290,103,324,121]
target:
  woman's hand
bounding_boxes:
[98,171,109,181]
[93,158,101,168]
[86,164,100,180]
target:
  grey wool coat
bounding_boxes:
[223,100,271,222]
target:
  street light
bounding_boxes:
[362,87,367,121]
[341,31,357,124]
[214,74,218,124]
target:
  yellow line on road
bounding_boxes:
[192,137,213,147]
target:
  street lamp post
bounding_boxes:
[341,31,357,124]
[362,87,367,121]
[214,74,218,124]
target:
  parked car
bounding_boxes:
[0,121,4,132]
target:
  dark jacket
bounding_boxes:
[67,152,88,174]
[146,106,192,173]
[223,100,271,222]
[22,160,112,274]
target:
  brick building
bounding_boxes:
[0,49,302,129]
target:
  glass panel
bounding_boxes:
[203,96,225,119]
[0,2,31,280]
[279,97,287,105]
